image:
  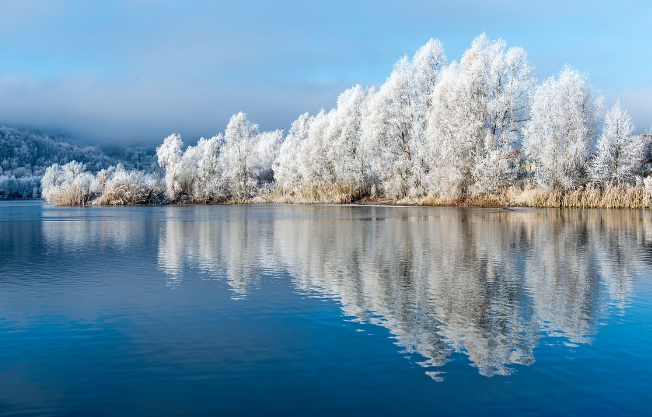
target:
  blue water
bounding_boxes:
[1,201,651,416]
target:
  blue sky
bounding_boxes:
[0,0,650,144]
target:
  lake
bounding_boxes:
[1,201,651,416]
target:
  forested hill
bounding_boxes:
[0,126,115,177]
[0,125,157,199]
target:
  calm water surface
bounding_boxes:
[1,201,651,416]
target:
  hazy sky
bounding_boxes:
[0,0,651,145]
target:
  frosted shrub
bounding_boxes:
[92,165,163,205]
[41,161,99,205]
[644,176,652,192]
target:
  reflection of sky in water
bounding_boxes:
[1,202,651,415]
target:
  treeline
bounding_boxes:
[41,34,652,207]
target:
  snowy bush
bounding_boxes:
[41,161,99,205]
[92,165,163,205]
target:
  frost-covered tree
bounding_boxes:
[523,66,603,190]
[362,39,447,197]
[220,112,259,200]
[170,134,225,201]
[428,34,534,197]
[0,125,116,179]
[156,133,183,200]
[303,110,335,186]
[475,43,534,193]
[176,142,200,197]
[589,101,644,185]
[276,86,370,196]
[274,113,311,191]
[254,129,283,186]
[362,58,413,197]
[408,39,448,193]
[194,134,224,201]
[274,110,337,193]
[326,85,370,192]
[0,175,40,199]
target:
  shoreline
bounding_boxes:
[36,185,652,210]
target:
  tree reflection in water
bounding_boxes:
[155,206,652,378]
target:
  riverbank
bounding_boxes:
[40,177,652,209]
[259,184,652,209]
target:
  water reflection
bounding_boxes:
[157,208,276,294]
[155,207,651,377]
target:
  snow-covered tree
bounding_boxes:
[274,113,311,191]
[169,134,225,201]
[362,38,447,198]
[0,125,116,180]
[589,101,644,185]
[0,175,40,199]
[428,34,534,197]
[220,112,259,200]
[176,142,200,197]
[254,129,284,186]
[362,58,413,197]
[326,84,369,192]
[523,66,603,190]
[409,39,448,193]
[156,133,183,200]
[194,134,224,201]
[303,109,335,187]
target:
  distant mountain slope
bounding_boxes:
[0,125,116,178]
